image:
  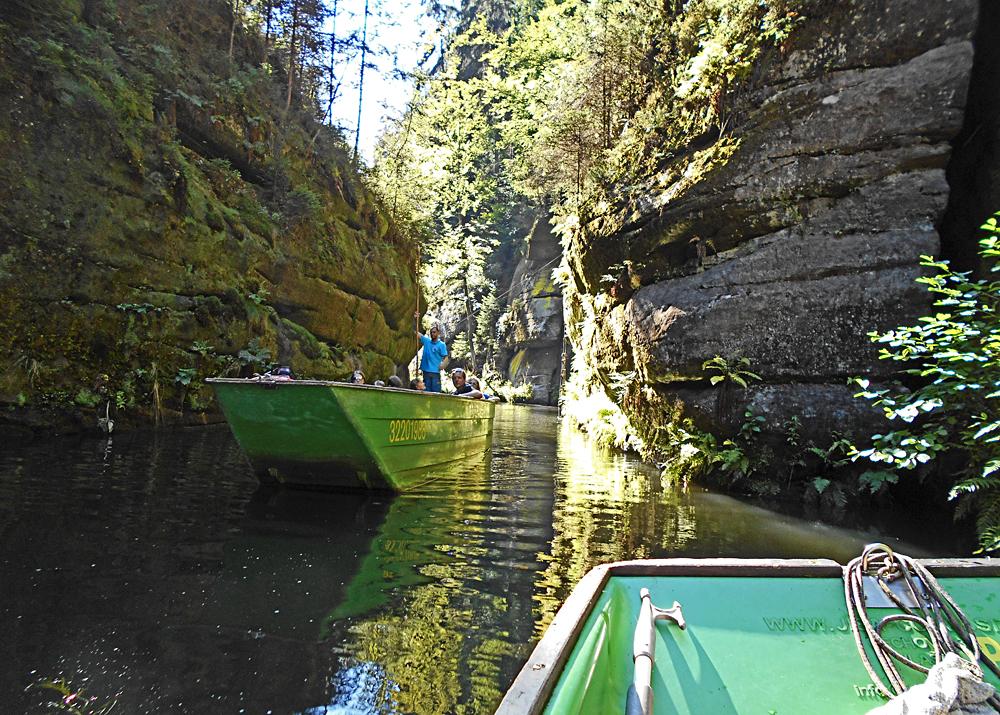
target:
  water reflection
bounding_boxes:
[316,447,531,714]
[301,409,936,714]
[0,407,952,714]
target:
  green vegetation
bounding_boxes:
[491,380,534,403]
[372,1,801,381]
[480,365,534,403]
[378,0,802,222]
[852,212,1000,552]
[0,0,418,427]
[238,338,273,370]
[702,356,761,388]
[560,352,643,452]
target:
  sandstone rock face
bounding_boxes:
[0,2,417,430]
[498,214,563,405]
[567,0,981,443]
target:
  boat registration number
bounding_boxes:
[388,419,428,443]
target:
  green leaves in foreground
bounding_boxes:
[852,211,1000,552]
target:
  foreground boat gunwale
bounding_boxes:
[496,557,1000,715]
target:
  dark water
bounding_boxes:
[0,406,960,713]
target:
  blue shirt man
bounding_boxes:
[417,325,448,392]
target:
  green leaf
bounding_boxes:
[859,470,899,493]
[973,422,1000,440]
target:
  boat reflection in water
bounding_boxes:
[193,448,495,714]
[302,448,505,714]
[297,410,929,714]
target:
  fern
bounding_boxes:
[949,476,998,498]
[975,492,1000,553]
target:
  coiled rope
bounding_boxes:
[844,543,1000,711]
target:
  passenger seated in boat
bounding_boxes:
[387,375,403,388]
[373,380,386,387]
[272,366,294,381]
[409,377,425,391]
[349,370,365,384]
[451,368,483,399]
[468,376,492,400]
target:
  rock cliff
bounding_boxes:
[565,0,988,446]
[0,0,418,430]
[498,213,563,405]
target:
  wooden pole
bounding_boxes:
[415,251,421,382]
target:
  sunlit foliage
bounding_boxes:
[372,0,804,376]
[371,17,517,371]
[853,212,1000,552]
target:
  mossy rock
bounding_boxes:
[0,2,419,430]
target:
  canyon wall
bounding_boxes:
[0,0,417,430]
[498,214,563,406]
[565,0,987,445]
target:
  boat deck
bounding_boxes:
[499,559,1000,714]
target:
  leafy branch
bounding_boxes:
[852,211,1000,552]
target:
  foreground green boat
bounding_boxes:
[208,378,495,490]
[497,556,1000,714]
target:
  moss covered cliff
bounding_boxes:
[0,0,418,430]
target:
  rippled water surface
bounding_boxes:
[0,406,958,713]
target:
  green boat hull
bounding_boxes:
[208,378,495,491]
[498,558,1000,714]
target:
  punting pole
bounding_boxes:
[626,588,685,715]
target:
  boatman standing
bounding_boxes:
[415,313,448,393]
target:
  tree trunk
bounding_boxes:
[600,6,610,149]
[285,0,300,113]
[390,97,418,215]
[353,0,370,163]
[82,0,102,27]
[463,275,477,373]
[263,0,273,56]
[327,0,338,121]
[298,42,306,103]
[576,132,583,201]
[228,0,240,63]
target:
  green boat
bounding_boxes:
[207,378,495,491]
[498,553,1000,714]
